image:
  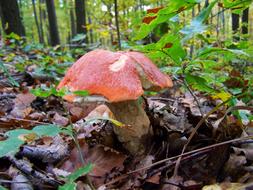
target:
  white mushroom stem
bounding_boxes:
[107,100,152,155]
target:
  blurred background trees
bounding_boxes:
[0,0,252,49]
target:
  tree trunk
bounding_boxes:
[0,0,25,36]
[88,16,94,43]
[75,0,88,43]
[221,9,225,39]
[204,0,209,7]
[38,0,45,44]
[45,0,60,46]
[114,0,121,49]
[242,8,249,35]
[70,6,76,38]
[232,13,240,41]
[32,0,43,43]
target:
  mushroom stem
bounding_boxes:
[107,100,152,155]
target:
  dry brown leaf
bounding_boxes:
[52,112,69,126]
[162,175,183,190]
[233,147,253,161]
[60,144,126,187]
[146,172,161,184]
[10,92,36,118]
[202,182,251,190]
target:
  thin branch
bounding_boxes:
[102,135,253,187]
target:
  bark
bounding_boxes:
[20,136,69,163]
[70,6,76,38]
[204,0,209,7]
[39,0,46,44]
[11,174,33,190]
[242,8,249,35]
[88,16,94,43]
[75,0,88,43]
[221,9,225,38]
[114,0,121,49]
[0,0,25,36]
[8,156,60,187]
[45,0,60,46]
[32,0,43,43]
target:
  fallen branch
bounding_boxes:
[19,136,69,164]
[8,156,62,187]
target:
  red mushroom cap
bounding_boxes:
[58,49,173,102]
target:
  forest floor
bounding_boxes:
[0,41,253,190]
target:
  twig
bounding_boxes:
[183,78,204,116]
[20,136,69,163]
[8,156,61,187]
[0,179,29,184]
[173,94,252,176]
[148,97,175,103]
[61,99,95,190]
[103,135,253,187]
[0,116,50,125]
[173,99,227,176]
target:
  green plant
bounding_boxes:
[132,0,253,124]
[58,164,93,190]
[0,125,65,158]
[0,61,20,87]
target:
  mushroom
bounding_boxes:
[58,49,173,155]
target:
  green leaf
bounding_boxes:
[212,92,232,102]
[196,0,218,22]
[0,129,33,157]
[0,185,8,190]
[196,46,251,59]
[136,33,186,64]
[66,163,93,182]
[181,0,218,41]
[0,138,24,157]
[32,125,61,137]
[73,90,89,97]
[60,126,74,137]
[59,182,77,190]
[185,73,216,93]
[30,86,70,98]
[223,0,252,14]
[0,61,20,87]
[71,34,87,42]
[85,117,125,128]
[0,125,63,158]
[6,129,32,139]
[30,88,52,98]
[238,110,250,125]
[135,0,198,40]
[156,34,186,64]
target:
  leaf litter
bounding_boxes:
[0,45,252,190]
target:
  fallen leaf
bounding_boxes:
[10,92,36,118]
[203,182,249,190]
[60,144,126,187]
